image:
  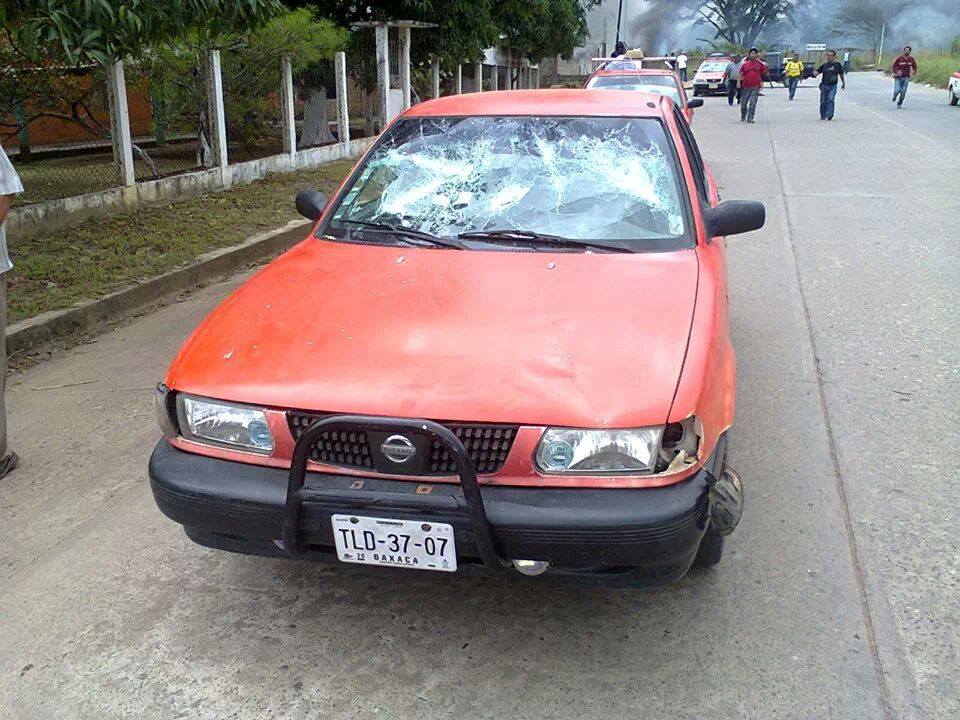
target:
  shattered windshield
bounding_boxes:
[323,116,689,250]
[698,62,728,72]
[587,75,682,104]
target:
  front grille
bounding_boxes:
[287,413,517,475]
[428,424,516,474]
[288,414,373,469]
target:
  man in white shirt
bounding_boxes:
[676,51,688,83]
[0,144,23,478]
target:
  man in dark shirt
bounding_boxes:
[891,46,918,107]
[738,48,767,123]
[815,50,846,120]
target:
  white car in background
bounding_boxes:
[949,69,960,106]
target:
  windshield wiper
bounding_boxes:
[339,219,465,249]
[457,229,632,253]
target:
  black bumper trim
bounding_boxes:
[149,436,725,577]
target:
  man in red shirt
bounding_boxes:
[891,46,918,108]
[738,47,767,123]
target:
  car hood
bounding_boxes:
[168,239,699,428]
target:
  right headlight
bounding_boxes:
[176,394,275,454]
[535,427,662,474]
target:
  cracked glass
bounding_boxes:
[324,116,689,250]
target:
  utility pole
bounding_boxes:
[876,23,886,66]
[615,0,624,48]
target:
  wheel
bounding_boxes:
[950,87,959,106]
[693,525,724,567]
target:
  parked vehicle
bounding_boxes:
[949,69,960,106]
[583,67,703,123]
[762,51,785,83]
[692,56,732,96]
[150,90,764,587]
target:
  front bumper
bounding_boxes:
[694,80,727,94]
[149,435,726,587]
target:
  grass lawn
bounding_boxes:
[8,159,354,323]
[910,54,959,89]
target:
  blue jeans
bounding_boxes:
[788,76,799,99]
[819,83,838,119]
[893,76,910,105]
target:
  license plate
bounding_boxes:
[332,514,457,572]
[708,83,718,89]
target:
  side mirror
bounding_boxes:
[704,200,765,238]
[687,98,704,108]
[295,190,329,221]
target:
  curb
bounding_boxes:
[6,218,311,356]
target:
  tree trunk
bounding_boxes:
[299,87,336,148]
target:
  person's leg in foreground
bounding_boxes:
[0,273,14,477]
[825,83,839,119]
[727,79,738,105]
[788,76,798,100]
[742,88,759,122]
[896,77,909,107]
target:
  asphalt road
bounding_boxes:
[1,72,957,719]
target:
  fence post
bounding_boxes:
[533,66,540,88]
[432,59,441,98]
[206,49,229,169]
[106,59,135,187]
[335,50,350,145]
[280,55,297,161]
[455,64,462,94]
[375,24,390,129]
[474,62,483,92]
[399,25,411,110]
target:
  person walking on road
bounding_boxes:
[891,46,918,108]
[785,53,804,100]
[739,48,767,123]
[815,50,846,120]
[0,144,23,479]
[724,54,743,106]
[676,50,688,83]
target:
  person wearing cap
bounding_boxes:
[0,143,23,478]
[738,48,767,123]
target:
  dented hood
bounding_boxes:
[168,239,699,428]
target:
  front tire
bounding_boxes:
[950,88,959,106]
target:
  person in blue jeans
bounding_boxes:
[815,50,846,120]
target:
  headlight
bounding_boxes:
[177,394,274,453]
[535,427,662,474]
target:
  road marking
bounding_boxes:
[766,128,895,720]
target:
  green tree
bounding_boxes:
[2,0,285,173]
[3,0,283,66]
[693,0,800,49]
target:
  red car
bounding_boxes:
[584,67,702,123]
[150,90,764,586]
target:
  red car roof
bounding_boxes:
[591,68,676,77]
[405,89,669,118]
